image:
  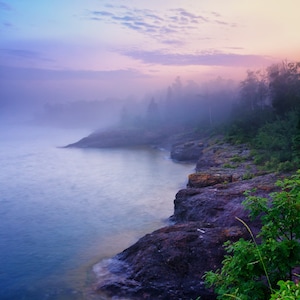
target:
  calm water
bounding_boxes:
[0,125,194,300]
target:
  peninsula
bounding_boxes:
[67,129,279,299]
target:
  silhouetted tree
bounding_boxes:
[268,61,300,116]
[240,70,269,111]
[228,69,273,142]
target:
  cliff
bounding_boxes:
[86,133,280,299]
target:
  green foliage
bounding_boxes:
[226,108,274,144]
[204,171,300,300]
[252,111,300,170]
[270,280,300,299]
[205,239,268,300]
[230,155,246,163]
[225,61,300,171]
[242,172,254,180]
[223,163,237,169]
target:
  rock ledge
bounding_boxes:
[92,136,279,299]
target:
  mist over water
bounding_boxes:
[0,125,194,300]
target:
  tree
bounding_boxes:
[240,70,269,111]
[226,69,272,143]
[253,111,299,167]
[268,61,300,116]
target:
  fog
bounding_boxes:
[0,74,239,134]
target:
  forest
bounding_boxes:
[34,60,300,299]
[35,60,300,172]
[120,60,300,172]
[225,60,300,172]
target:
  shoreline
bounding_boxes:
[68,129,279,299]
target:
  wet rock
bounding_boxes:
[170,140,204,162]
[94,223,247,300]
[91,134,280,300]
[95,172,279,299]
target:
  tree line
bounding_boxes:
[226,60,300,171]
[121,60,300,172]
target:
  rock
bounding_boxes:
[94,173,279,299]
[94,222,247,300]
[171,173,279,233]
[90,133,280,300]
[188,172,234,187]
[65,128,172,148]
[170,140,204,162]
[195,141,254,172]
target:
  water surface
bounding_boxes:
[0,125,194,299]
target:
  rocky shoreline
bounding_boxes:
[69,129,281,299]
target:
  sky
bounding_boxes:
[1,0,300,107]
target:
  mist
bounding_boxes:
[0,74,240,136]
[2,1,300,299]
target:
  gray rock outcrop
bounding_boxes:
[91,135,279,299]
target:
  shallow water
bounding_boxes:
[0,125,194,299]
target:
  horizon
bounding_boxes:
[1,1,299,114]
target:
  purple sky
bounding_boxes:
[1,0,299,105]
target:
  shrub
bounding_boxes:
[252,111,300,170]
[223,163,237,169]
[270,280,300,299]
[204,171,300,299]
[230,155,246,163]
[242,172,254,180]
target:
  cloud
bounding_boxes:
[88,5,235,44]
[171,8,209,23]
[0,1,11,11]
[0,48,53,62]
[0,1,13,30]
[122,50,273,67]
[160,39,185,46]
[3,22,12,27]
[89,8,163,34]
[210,11,222,18]
[0,65,149,81]
[214,20,237,27]
[92,10,114,17]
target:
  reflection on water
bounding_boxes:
[0,126,194,300]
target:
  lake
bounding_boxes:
[0,125,194,300]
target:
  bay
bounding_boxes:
[0,125,194,300]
